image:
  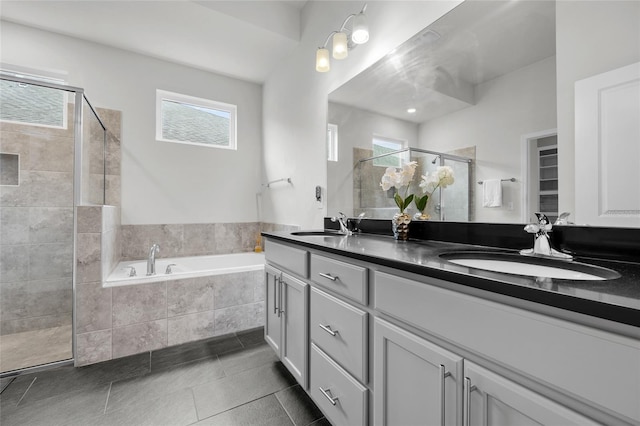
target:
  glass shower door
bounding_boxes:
[0,77,76,373]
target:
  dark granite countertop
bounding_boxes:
[262,231,640,330]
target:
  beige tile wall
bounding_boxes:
[0,114,75,335]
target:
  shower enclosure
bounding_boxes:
[355,147,472,221]
[0,73,107,375]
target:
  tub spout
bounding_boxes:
[147,244,160,276]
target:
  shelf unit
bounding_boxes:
[538,145,558,222]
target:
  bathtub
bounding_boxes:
[105,252,265,287]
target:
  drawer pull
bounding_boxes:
[319,323,338,336]
[439,364,451,426]
[318,387,339,405]
[318,272,338,281]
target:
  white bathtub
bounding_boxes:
[105,252,265,287]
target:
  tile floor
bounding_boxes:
[0,325,73,374]
[0,327,330,426]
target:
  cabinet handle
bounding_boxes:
[273,276,279,315]
[318,387,339,406]
[318,272,338,281]
[278,275,285,315]
[439,364,451,426]
[319,323,338,336]
[277,274,284,317]
[463,377,477,426]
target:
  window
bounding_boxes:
[372,135,405,167]
[156,90,237,150]
[0,79,67,129]
[327,123,338,162]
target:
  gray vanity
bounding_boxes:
[262,229,640,426]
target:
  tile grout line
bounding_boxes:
[15,376,36,406]
[103,381,112,414]
[274,389,298,426]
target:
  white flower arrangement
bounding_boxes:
[415,165,455,217]
[380,161,418,213]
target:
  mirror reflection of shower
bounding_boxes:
[354,147,472,221]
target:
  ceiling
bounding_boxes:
[0,0,308,83]
[329,0,556,123]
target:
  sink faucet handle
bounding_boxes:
[554,212,573,225]
[534,213,552,233]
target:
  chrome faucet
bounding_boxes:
[331,212,352,236]
[520,213,572,260]
[352,212,366,233]
[147,244,160,276]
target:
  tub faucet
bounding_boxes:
[520,213,572,260]
[331,212,352,236]
[147,244,160,276]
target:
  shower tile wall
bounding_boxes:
[93,107,121,207]
[0,117,75,338]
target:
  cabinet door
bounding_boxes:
[374,318,463,426]
[464,361,599,426]
[264,266,281,354]
[281,272,309,389]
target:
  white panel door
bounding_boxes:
[575,61,640,227]
[464,361,600,426]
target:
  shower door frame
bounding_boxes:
[0,73,103,377]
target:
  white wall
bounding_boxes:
[0,21,262,225]
[327,102,419,216]
[417,56,557,223]
[261,1,462,229]
[556,1,640,217]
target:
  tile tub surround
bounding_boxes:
[75,269,265,365]
[0,328,327,426]
[120,221,300,261]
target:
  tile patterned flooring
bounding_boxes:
[0,327,330,426]
[0,325,72,374]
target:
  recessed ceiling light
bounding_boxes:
[407,108,417,114]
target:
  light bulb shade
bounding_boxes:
[316,47,330,72]
[332,32,348,59]
[351,12,369,44]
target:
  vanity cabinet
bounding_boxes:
[264,264,309,388]
[264,236,640,425]
[374,318,463,426]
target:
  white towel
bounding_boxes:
[483,179,502,207]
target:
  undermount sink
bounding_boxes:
[290,230,345,237]
[440,251,621,281]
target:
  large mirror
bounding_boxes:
[327,0,640,226]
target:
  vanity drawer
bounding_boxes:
[310,343,368,426]
[310,254,367,304]
[310,287,367,382]
[264,240,308,278]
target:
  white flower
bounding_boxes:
[380,162,417,190]
[418,165,455,194]
[436,166,455,188]
[380,167,398,191]
[399,161,418,187]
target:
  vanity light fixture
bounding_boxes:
[316,4,369,72]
